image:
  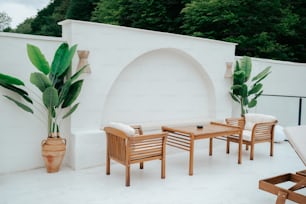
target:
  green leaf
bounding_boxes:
[70,65,86,82]
[27,44,50,74]
[248,83,263,95]
[252,66,271,82]
[0,73,24,86]
[239,56,252,81]
[241,84,248,97]
[62,103,79,119]
[230,92,240,103]
[30,72,52,92]
[0,83,32,103]
[4,95,33,113]
[62,80,83,108]
[51,43,77,77]
[42,87,59,108]
[58,79,72,105]
[248,98,257,108]
[233,70,245,85]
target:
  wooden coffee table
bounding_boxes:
[162,122,242,175]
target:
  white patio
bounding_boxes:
[1,139,305,204]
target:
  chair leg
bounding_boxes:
[270,141,274,157]
[161,158,165,179]
[226,139,230,154]
[140,162,144,169]
[250,144,254,160]
[106,154,110,175]
[125,165,130,186]
[245,144,249,151]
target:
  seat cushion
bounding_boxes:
[244,113,276,130]
[108,122,136,136]
[242,130,252,141]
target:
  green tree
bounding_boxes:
[92,0,190,33]
[91,0,123,25]
[14,18,34,34]
[0,11,12,31]
[31,0,69,37]
[66,0,99,21]
[181,0,301,62]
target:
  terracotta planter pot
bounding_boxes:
[41,137,66,173]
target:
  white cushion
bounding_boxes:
[244,113,276,130]
[108,122,136,136]
[274,125,286,143]
[242,130,252,141]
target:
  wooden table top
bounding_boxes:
[162,122,240,138]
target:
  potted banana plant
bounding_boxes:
[0,42,86,173]
[230,56,271,116]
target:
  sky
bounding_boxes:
[0,0,50,28]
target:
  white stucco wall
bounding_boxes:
[1,20,305,173]
[59,20,236,132]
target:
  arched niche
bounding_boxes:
[102,48,216,128]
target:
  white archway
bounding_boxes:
[102,48,216,128]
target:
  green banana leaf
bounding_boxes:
[30,72,52,92]
[252,66,271,82]
[248,98,257,108]
[0,73,25,85]
[71,66,86,82]
[0,83,32,103]
[233,70,245,85]
[42,87,59,108]
[248,83,263,95]
[51,43,77,77]
[241,84,248,97]
[62,103,79,119]
[230,92,240,103]
[58,79,72,105]
[27,44,50,75]
[239,56,252,81]
[4,95,33,113]
[62,80,84,108]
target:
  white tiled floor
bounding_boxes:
[1,139,305,204]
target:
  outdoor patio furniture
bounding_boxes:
[225,113,278,160]
[103,123,167,186]
[162,122,242,176]
[259,125,306,204]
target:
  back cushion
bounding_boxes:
[244,113,276,130]
[108,122,136,136]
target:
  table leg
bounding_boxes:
[209,138,213,156]
[238,131,242,164]
[189,137,194,176]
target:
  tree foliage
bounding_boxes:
[31,0,69,37]
[181,0,304,62]
[0,11,12,31]
[92,0,190,33]
[66,0,100,21]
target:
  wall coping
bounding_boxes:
[59,19,237,46]
[0,32,63,42]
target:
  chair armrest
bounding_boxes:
[225,117,245,129]
[129,132,167,141]
[251,121,278,139]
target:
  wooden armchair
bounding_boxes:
[103,123,167,186]
[225,113,277,160]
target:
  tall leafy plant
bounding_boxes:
[0,42,86,137]
[230,56,271,115]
